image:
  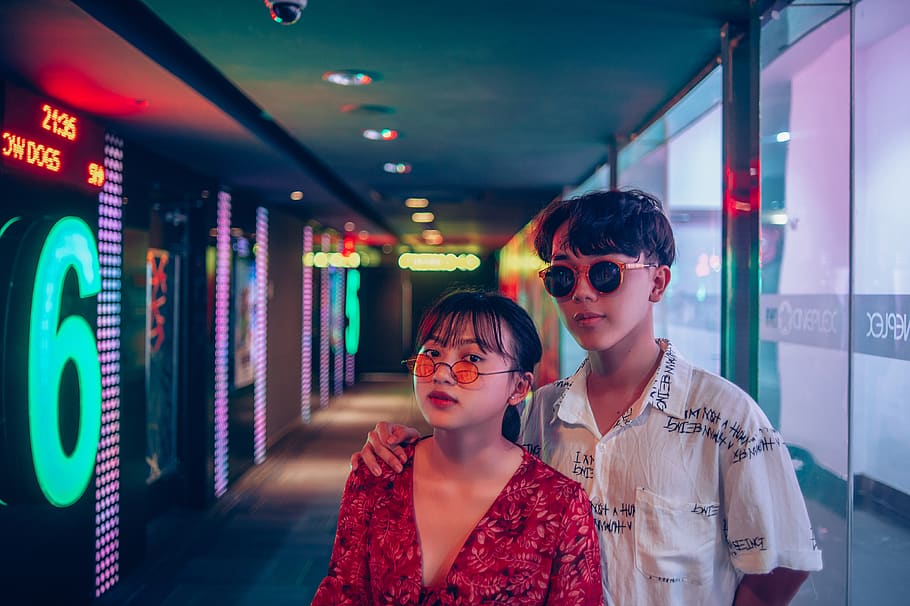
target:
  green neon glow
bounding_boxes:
[0,216,22,239]
[345,269,361,355]
[28,217,102,508]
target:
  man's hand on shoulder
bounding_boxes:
[350,422,421,476]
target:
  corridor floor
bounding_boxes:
[98,376,429,606]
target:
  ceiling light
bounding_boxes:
[344,221,355,231]
[405,197,429,208]
[424,233,444,246]
[775,131,791,142]
[362,129,399,141]
[411,212,435,223]
[290,190,304,200]
[322,70,378,86]
[383,162,412,174]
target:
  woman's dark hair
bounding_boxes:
[533,188,676,267]
[415,289,542,443]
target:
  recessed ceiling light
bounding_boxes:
[363,129,399,141]
[405,197,429,208]
[775,131,791,142]
[411,212,435,223]
[290,190,304,200]
[322,70,379,86]
[383,162,412,174]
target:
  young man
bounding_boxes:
[356,189,822,605]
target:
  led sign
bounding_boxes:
[0,216,101,508]
[398,252,481,271]
[1,84,105,191]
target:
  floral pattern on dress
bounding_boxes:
[312,442,602,605]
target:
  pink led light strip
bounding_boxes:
[213,192,231,497]
[301,226,313,422]
[94,133,123,598]
[333,239,345,396]
[253,208,268,464]
[319,233,330,409]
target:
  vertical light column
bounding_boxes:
[301,226,313,422]
[345,268,360,386]
[94,133,123,598]
[319,233,331,409]
[213,191,231,497]
[253,208,268,464]
[333,239,345,396]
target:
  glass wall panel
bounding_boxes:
[618,68,722,373]
[852,0,910,602]
[759,7,851,604]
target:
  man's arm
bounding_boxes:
[350,421,421,475]
[733,567,810,606]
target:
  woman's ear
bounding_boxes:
[649,265,671,303]
[508,371,534,405]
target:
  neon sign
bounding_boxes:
[0,216,102,508]
[1,84,105,190]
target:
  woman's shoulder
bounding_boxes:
[349,440,417,488]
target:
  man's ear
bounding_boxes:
[649,265,671,302]
[508,371,534,405]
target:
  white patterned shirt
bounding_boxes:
[519,339,822,606]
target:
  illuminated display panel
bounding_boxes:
[2,83,105,192]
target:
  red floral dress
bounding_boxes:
[312,442,602,605]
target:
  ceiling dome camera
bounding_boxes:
[265,0,307,25]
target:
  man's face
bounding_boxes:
[546,223,661,353]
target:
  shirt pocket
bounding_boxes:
[633,487,720,586]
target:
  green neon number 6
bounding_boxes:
[28,217,102,507]
[345,269,360,356]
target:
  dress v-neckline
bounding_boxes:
[409,446,529,591]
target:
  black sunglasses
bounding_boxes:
[538,260,657,298]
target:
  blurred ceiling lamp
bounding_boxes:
[363,128,399,141]
[383,162,411,174]
[290,190,304,200]
[405,197,429,208]
[411,212,435,223]
[423,229,443,245]
[322,70,378,86]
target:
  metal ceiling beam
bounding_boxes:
[69,0,400,239]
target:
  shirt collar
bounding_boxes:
[552,339,694,426]
[642,339,692,420]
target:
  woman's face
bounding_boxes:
[413,321,522,436]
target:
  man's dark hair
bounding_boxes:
[533,189,676,267]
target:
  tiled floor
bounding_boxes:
[98,377,910,605]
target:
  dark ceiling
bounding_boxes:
[0,0,757,253]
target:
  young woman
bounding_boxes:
[312,289,602,605]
